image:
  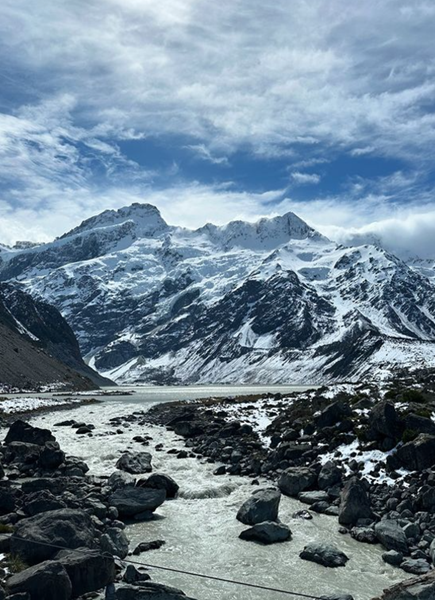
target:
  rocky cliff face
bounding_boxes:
[0,283,109,390]
[1,203,435,384]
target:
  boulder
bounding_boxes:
[239,521,291,544]
[388,435,435,471]
[123,565,150,584]
[140,473,179,499]
[24,490,66,516]
[132,540,165,555]
[315,402,352,428]
[171,421,204,437]
[338,478,373,526]
[5,420,55,446]
[7,560,72,600]
[318,462,342,490]
[278,467,316,497]
[400,559,431,575]
[115,582,197,599]
[405,413,435,436]
[10,509,97,564]
[109,487,166,518]
[368,402,403,441]
[101,527,129,559]
[116,452,153,474]
[107,471,135,490]
[382,550,403,566]
[236,488,281,526]
[300,543,349,568]
[56,549,115,597]
[374,520,408,555]
[4,442,40,465]
[350,527,377,544]
[38,442,65,470]
[299,491,329,505]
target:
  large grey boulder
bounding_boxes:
[116,452,153,474]
[300,543,349,568]
[38,442,65,470]
[101,527,129,559]
[278,467,316,497]
[400,559,431,575]
[374,520,409,555]
[5,420,55,446]
[367,402,403,441]
[239,521,291,544]
[236,488,281,526]
[141,473,179,499]
[115,582,197,599]
[107,471,135,490]
[109,487,166,518]
[388,435,435,472]
[338,478,373,526]
[10,509,96,564]
[56,548,115,597]
[7,560,72,600]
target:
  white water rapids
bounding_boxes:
[28,386,407,600]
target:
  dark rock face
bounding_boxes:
[140,473,179,499]
[10,509,97,564]
[374,520,409,555]
[0,282,106,390]
[278,467,316,497]
[5,420,55,447]
[56,549,115,597]
[116,452,152,474]
[338,478,373,526]
[239,521,291,544]
[38,442,65,469]
[300,543,349,568]
[236,488,281,526]
[7,560,72,600]
[109,487,166,518]
[388,435,435,471]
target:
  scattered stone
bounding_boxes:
[109,487,166,518]
[382,550,403,566]
[239,521,291,544]
[278,467,316,497]
[56,548,115,597]
[116,452,152,475]
[400,558,431,575]
[338,478,373,526]
[139,473,179,498]
[300,542,349,568]
[132,540,166,555]
[374,520,409,555]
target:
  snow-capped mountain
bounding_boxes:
[1,203,435,384]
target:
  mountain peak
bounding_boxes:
[196,210,324,250]
[60,203,169,240]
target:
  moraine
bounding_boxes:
[26,386,406,600]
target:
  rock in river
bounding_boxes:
[109,486,166,518]
[236,488,281,525]
[374,520,408,555]
[300,543,349,568]
[239,521,291,544]
[116,452,152,474]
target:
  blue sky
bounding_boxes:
[1,0,435,257]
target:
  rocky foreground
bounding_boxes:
[1,374,435,599]
[141,372,435,599]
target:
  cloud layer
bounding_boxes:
[0,1,435,257]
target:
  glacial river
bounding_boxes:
[29,385,406,600]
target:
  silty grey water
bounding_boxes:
[31,385,407,600]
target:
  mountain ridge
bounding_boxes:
[1,203,435,385]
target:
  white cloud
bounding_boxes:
[291,172,321,185]
[1,0,435,160]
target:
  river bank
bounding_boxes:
[0,381,434,599]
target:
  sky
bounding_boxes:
[1,0,435,257]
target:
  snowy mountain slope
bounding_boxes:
[1,203,435,384]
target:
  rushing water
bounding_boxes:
[29,386,406,600]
